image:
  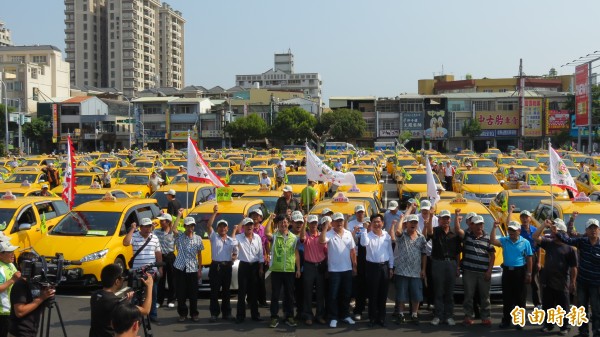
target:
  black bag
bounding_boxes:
[128,236,151,268]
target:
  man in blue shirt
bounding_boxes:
[490,220,532,330]
[383,200,401,232]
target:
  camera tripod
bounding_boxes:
[131,289,154,337]
[38,296,67,337]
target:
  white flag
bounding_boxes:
[549,146,578,193]
[425,157,440,206]
[306,145,356,186]
[187,137,226,187]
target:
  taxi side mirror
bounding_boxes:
[19,223,32,231]
[39,179,46,183]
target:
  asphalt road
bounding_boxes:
[38,172,576,336]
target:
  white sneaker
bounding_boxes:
[447,318,456,326]
[342,317,356,325]
[167,303,175,308]
[330,320,338,328]
[431,317,440,326]
[155,303,160,309]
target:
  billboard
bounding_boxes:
[52,104,58,143]
[401,112,424,138]
[575,63,589,126]
[475,111,520,130]
[545,100,570,135]
[424,110,447,139]
[523,99,542,137]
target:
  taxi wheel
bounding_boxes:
[115,257,127,272]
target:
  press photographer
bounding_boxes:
[89,264,154,337]
[8,252,56,337]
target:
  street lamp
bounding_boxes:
[123,96,135,149]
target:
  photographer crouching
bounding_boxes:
[8,252,55,337]
[89,264,153,337]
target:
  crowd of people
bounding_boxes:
[1,194,599,336]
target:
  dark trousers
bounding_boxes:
[157,252,176,305]
[444,176,453,191]
[270,272,295,319]
[432,259,456,320]
[257,263,268,305]
[0,315,8,337]
[209,261,232,318]
[531,255,541,306]
[577,282,600,337]
[366,262,389,322]
[501,266,527,324]
[237,261,260,319]
[353,245,367,315]
[542,286,570,331]
[295,273,304,316]
[329,271,352,320]
[174,268,199,318]
[303,261,326,320]
[424,256,434,306]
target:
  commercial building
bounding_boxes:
[0,45,70,114]
[0,21,13,46]
[418,74,572,95]
[235,51,322,106]
[64,0,185,97]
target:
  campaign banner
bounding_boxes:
[401,112,424,138]
[546,100,570,135]
[476,111,520,130]
[523,99,542,137]
[575,63,589,126]
[424,110,448,139]
[52,104,58,142]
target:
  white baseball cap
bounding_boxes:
[387,200,399,211]
[465,212,477,221]
[354,205,365,213]
[139,218,154,227]
[157,213,172,221]
[420,200,431,211]
[216,219,228,227]
[307,215,318,223]
[553,219,567,232]
[242,217,254,226]
[508,221,521,231]
[406,214,419,222]
[41,184,49,189]
[291,211,304,223]
[320,208,333,215]
[0,241,18,252]
[282,185,293,193]
[164,189,176,196]
[586,218,600,229]
[320,216,332,225]
[472,215,485,224]
[438,210,451,218]
[249,209,263,217]
[331,212,344,221]
[520,210,532,217]
[183,217,196,226]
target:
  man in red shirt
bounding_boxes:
[300,215,328,325]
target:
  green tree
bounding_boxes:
[224,113,268,145]
[397,130,412,145]
[23,117,47,140]
[462,119,482,150]
[320,108,366,142]
[271,106,317,144]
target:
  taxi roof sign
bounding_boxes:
[518,184,531,190]
[450,194,468,204]
[332,193,349,202]
[573,192,591,203]
[348,186,361,193]
[1,191,16,200]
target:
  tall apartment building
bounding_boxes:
[235,50,322,105]
[0,21,13,46]
[64,0,184,97]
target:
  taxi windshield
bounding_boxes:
[228,174,258,185]
[212,169,229,178]
[464,174,498,185]
[75,176,96,186]
[51,211,121,236]
[397,159,417,166]
[240,196,278,214]
[405,174,440,184]
[249,160,267,166]
[536,157,549,164]
[122,175,148,185]
[517,160,539,167]
[498,158,516,165]
[5,174,38,183]
[474,160,495,167]
[134,161,154,168]
[526,174,550,185]
[287,175,307,185]
[190,213,243,237]
[151,191,197,209]
[355,175,377,184]
[0,209,17,229]
[508,196,549,213]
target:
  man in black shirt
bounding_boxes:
[89,264,153,337]
[164,189,181,217]
[9,252,55,337]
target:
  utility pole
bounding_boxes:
[518,58,525,151]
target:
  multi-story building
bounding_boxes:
[418,74,572,95]
[235,51,322,106]
[0,21,13,46]
[0,45,70,115]
[64,0,185,97]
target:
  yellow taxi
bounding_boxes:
[71,186,132,208]
[332,190,383,215]
[349,165,381,181]
[488,187,553,229]
[150,182,216,213]
[20,157,57,167]
[434,196,505,295]
[117,172,153,198]
[575,171,600,195]
[0,181,52,197]
[452,170,503,205]
[471,159,498,173]
[308,194,371,220]
[496,156,517,166]
[3,171,48,189]
[494,165,530,189]
[246,157,270,167]
[0,195,69,259]
[415,188,459,202]
[516,170,570,198]
[397,167,442,208]
[240,188,284,214]
[208,159,235,172]
[286,171,327,201]
[533,154,550,169]
[531,193,600,235]
[187,199,270,290]
[211,167,231,184]
[31,197,163,286]
[392,157,420,181]
[338,171,383,201]
[514,158,540,170]
[227,171,261,197]
[131,159,164,170]
[51,172,103,195]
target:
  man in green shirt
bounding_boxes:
[0,241,20,337]
[300,180,317,214]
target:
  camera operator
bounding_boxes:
[123,218,163,324]
[8,252,55,337]
[0,241,20,337]
[89,264,153,337]
[110,303,142,337]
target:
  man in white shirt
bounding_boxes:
[319,213,357,328]
[417,199,438,310]
[235,217,264,323]
[383,200,402,232]
[347,204,368,321]
[361,214,394,327]
[259,171,272,189]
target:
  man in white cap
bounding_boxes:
[123,217,163,323]
[42,162,60,189]
[154,213,177,309]
[384,200,401,232]
[274,186,300,216]
[275,163,286,188]
[417,199,438,309]
[512,206,541,309]
[250,208,269,308]
[259,171,271,189]
[565,217,600,337]
[348,204,368,321]
[465,161,473,171]
[235,217,264,323]
[319,212,357,328]
[40,184,52,197]
[425,209,461,326]
[490,220,532,330]
[453,211,495,326]
[442,161,455,191]
[102,169,112,188]
[164,189,181,217]
[533,218,577,335]
[147,171,164,194]
[0,241,20,336]
[300,215,327,325]
[205,205,238,322]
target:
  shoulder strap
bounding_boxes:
[132,235,152,262]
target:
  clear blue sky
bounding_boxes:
[4,0,600,102]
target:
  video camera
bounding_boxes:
[21,253,82,288]
[125,261,163,303]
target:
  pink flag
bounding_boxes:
[61,135,77,209]
[187,137,226,187]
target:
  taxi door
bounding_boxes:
[9,204,43,255]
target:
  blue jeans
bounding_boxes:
[328,271,352,320]
[151,278,158,319]
[578,282,600,337]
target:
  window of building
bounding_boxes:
[83,14,87,21]
[10,56,25,63]
[497,100,518,111]
[60,106,80,116]
[30,68,38,79]
[84,62,88,69]
[454,118,465,134]
[32,55,47,63]
[482,89,493,93]
[380,118,399,130]
[499,88,508,93]
[400,100,423,112]
[473,100,495,111]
